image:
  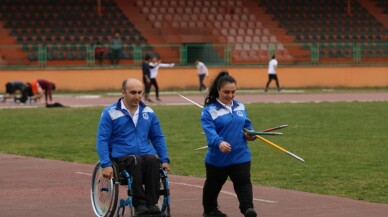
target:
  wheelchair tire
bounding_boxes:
[91,162,119,217]
[158,169,171,217]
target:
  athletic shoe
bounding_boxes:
[156,97,162,101]
[135,205,149,215]
[244,208,257,217]
[203,208,227,217]
[147,204,161,214]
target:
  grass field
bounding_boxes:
[1,101,387,204]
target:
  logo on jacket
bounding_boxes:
[142,112,149,120]
[236,111,243,117]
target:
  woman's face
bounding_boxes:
[218,82,236,106]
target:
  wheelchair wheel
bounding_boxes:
[158,169,171,217]
[91,162,119,217]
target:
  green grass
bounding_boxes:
[1,102,387,204]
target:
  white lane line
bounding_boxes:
[75,171,92,176]
[76,171,277,204]
[169,181,277,204]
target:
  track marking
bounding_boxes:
[75,171,92,176]
[76,171,277,204]
[168,181,277,204]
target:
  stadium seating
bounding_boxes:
[376,0,388,14]
[0,0,154,64]
[0,0,386,65]
[259,0,387,59]
[135,0,293,63]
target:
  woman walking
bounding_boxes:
[200,71,258,217]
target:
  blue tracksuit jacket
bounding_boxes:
[200,100,254,167]
[96,98,170,168]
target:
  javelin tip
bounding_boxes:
[286,151,305,163]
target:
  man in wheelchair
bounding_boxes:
[96,78,171,216]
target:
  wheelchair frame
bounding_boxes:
[91,161,171,217]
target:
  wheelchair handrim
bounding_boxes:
[90,163,118,217]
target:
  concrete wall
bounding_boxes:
[1,66,387,91]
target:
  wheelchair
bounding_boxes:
[91,161,171,217]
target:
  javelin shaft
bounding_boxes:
[244,128,282,136]
[262,125,288,132]
[181,94,304,162]
[255,135,305,163]
[194,146,208,151]
[249,131,283,136]
[178,94,204,109]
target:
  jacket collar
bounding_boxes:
[115,98,146,111]
[213,99,239,110]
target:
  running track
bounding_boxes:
[1,91,388,217]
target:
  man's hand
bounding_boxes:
[162,162,171,172]
[102,166,113,179]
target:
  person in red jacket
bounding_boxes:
[36,79,56,105]
[94,41,105,65]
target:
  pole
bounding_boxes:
[261,125,288,132]
[178,94,203,109]
[254,135,304,162]
[178,94,305,163]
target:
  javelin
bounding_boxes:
[254,135,304,162]
[262,124,288,132]
[178,93,304,162]
[178,93,204,109]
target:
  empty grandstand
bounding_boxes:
[0,0,386,67]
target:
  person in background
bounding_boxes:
[264,55,281,92]
[195,59,209,92]
[149,56,175,101]
[94,41,105,65]
[142,54,153,102]
[200,71,258,217]
[36,79,56,105]
[109,32,122,66]
[2,81,30,103]
[27,80,43,103]
[96,78,171,216]
[0,55,7,67]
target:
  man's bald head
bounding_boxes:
[122,78,143,90]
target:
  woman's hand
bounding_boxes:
[244,134,256,141]
[219,141,232,153]
[244,129,257,141]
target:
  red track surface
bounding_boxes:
[1,154,388,217]
[1,92,388,216]
[1,91,388,109]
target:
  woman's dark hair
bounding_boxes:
[204,71,236,106]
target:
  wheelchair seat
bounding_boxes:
[91,161,171,217]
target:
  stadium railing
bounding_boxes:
[0,42,387,69]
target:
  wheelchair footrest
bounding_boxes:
[117,198,133,217]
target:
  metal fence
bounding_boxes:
[0,42,387,69]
